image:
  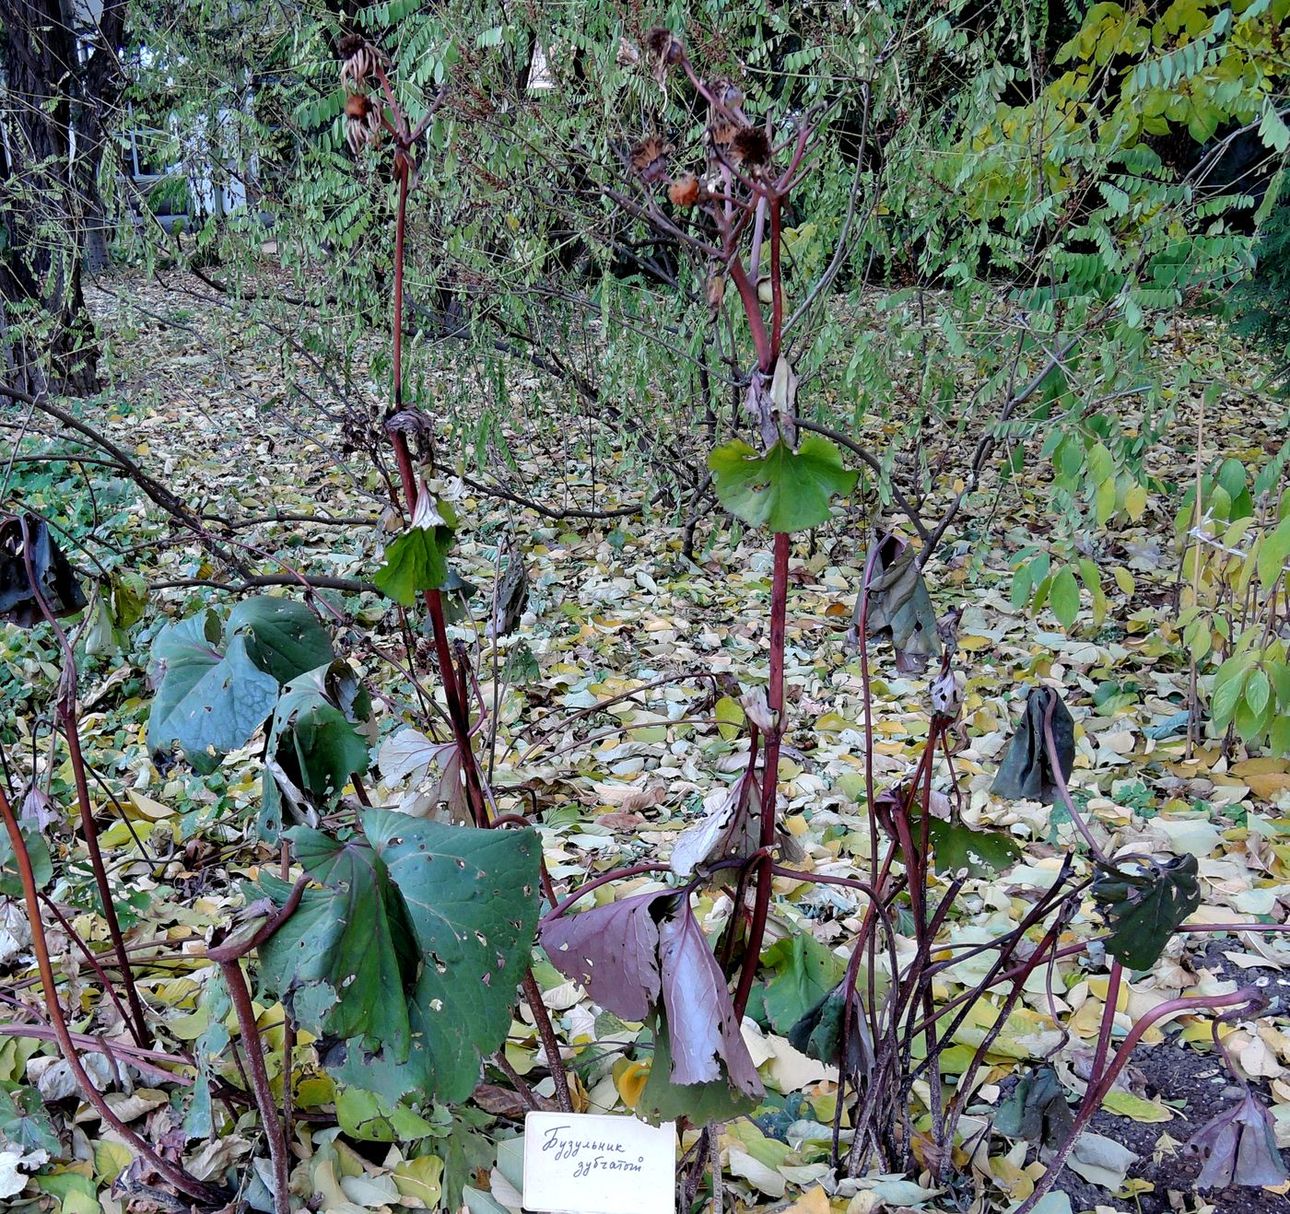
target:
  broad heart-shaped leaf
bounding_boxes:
[264,661,372,813]
[759,932,847,1035]
[0,1083,60,1154]
[1092,854,1201,970]
[539,891,670,1021]
[374,525,454,606]
[148,597,334,770]
[991,686,1075,805]
[926,817,1021,877]
[259,827,420,1054]
[0,821,52,896]
[257,810,541,1104]
[787,982,869,1080]
[708,435,857,533]
[227,598,335,685]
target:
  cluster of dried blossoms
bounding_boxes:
[339,33,384,154]
[625,28,771,205]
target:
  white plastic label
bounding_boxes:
[522,1111,676,1214]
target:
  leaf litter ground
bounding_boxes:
[1,269,1287,1214]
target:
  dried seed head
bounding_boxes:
[711,79,745,110]
[629,134,673,184]
[339,35,382,88]
[708,117,743,149]
[643,27,682,64]
[644,27,682,84]
[730,126,771,169]
[667,173,701,208]
[344,92,371,120]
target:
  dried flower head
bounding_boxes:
[708,117,744,149]
[629,135,673,184]
[643,27,682,84]
[339,34,383,88]
[730,126,771,170]
[667,173,701,208]
[344,92,381,154]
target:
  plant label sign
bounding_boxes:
[522,1111,676,1214]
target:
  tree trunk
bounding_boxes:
[0,0,125,397]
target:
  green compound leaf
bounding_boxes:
[374,525,455,606]
[708,435,857,533]
[1092,854,1201,971]
[257,810,541,1103]
[147,598,334,770]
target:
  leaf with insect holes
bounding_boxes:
[256,810,540,1103]
[926,818,1021,877]
[708,435,857,533]
[1092,854,1200,970]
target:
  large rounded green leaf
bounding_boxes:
[257,810,541,1103]
[147,613,280,770]
[708,435,857,533]
[147,597,335,769]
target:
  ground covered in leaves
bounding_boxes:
[1,269,1288,1214]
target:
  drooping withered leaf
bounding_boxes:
[539,889,763,1111]
[993,1064,1074,1150]
[0,513,87,627]
[849,532,940,674]
[991,685,1075,804]
[1092,853,1201,970]
[1187,1089,1289,1189]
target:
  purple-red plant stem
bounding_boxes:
[1013,986,1260,1214]
[19,519,151,1049]
[732,529,790,1020]
[221,958,290,1214]
[542,862,673,921]
[522,969,573,1112]
[768,199,783,357]
[1089,961,1123,1089]
[0,785,221,1202]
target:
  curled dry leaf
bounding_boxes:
[1187,1089,1289,1189]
